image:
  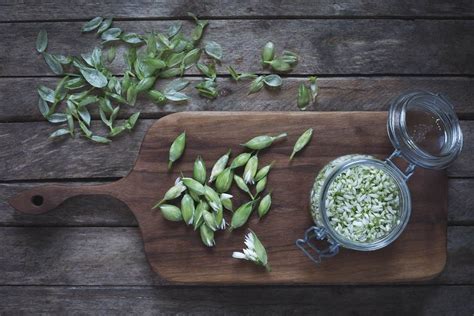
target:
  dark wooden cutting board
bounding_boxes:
[8,112,447,285]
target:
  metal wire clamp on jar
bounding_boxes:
[296,91,464,264]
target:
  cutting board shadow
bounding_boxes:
[8,112,447,285]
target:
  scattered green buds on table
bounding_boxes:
[308,76,319,101]
[297,83,311,111]
[290,128,313,160]
[242,133,287,150]
[193,156,207,184]
[152,180,186,209]
[227,66,257,81]
[82,17,104,32]
[203,210,219,231]
[200,224,215,247]
[258,193,272,218]
[232,230,270,271]
[230,152,252,169]
[233,175,255,200]
[209,150,231,183]
[158,204,183,222]
[243,155,259,184]
[168,132,186,170]
[181,193,195,225]
[255,162,274,182]
[215,168,234,193]
[195,79,218,99]
[36,30,48,53]
[230,199,259,230]
[261,41,275,66]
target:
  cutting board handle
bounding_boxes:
[8,182,122,215]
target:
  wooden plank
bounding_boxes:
[0,226,471,285]
[1,0,473,21]
[6,112,449,285]
[0,285,473,315]
[1,20,473,76]
[0,119,472,181]
[1,179,471,226]
[1,77,473,122]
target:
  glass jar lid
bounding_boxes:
[387,91,463,169]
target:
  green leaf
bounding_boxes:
[148,90,166,104]
[50,128,70,138]
[164,78,189,93]
[99,108,112,128]
[204,41,223,61]
[126,85,138,106]
[97,18,113,34]
[181,48,201,69]
[78,107,91,126]
[159,68,181,78]
[166,52,185,68]
[105,47,116,64]
[47,113,68,123]
[267,59,292,72]
[79,67,108,88]
[91,135,112,144]
[164,90,189,102]
[109,125,126,137]
[82,17,104,32]
[125,112,140,130]
[38,98,49,117]
[55,54,72,65]
[195,79,218,99]
[36,30,48,53]
[110,106,120,123]
[101,27,122,42]
[167,22,182,38]
[67,113,75,134]
[125,47,137,71]
[121,32,143,44]
[91,47,102,68]
[263,74,282,88]
[188,12,208,43]
[157,33,172,48]
[54,76,69,102]
[135,76,156,93]
[38,85,55,103]
[79,120,93,138]
[65,77,86,90]
[197,62,216,80]
[297,83,311,111]
[43,53,63,74]
[99,97,114,113]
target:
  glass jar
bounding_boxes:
[296,91,463,264]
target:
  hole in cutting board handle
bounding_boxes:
[31,195,44,206]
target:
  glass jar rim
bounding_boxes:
[387,91,463,169]
[319,157,412,251]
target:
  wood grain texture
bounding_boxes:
[1,77,473,122]
[1,178,471,226]
[1,20,473,76]
[0,227,471,285]
[0,285,473,315]
[8,112,448,284]
[0,119,472,181]
[1,0,473,21]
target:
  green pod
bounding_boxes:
[181,194,195,225]
[233,175,254,200]
[255,162,274,182]
[189,189,201,203]
[220,193,233,211]
[168,132,186,169]
[242,133,287,150]
[152,181,185,209]
[255,176,267,196]
[258,193,272,218]
[297,83,311,111]
[268,59,292,72]
[203,210,218,231]
[215,168,234,193]
[200,224,215,247]
[243,155,259,184]
[135,76,156,93]
[230,200,258,230]
[209,150,231,183]
[182,177,205,195]
[193,155,207,184]
[148,89,166,104]
[159,204,183,222]
[290,128,313,160]
[215,208,224,228]
[193,200,208,230]
[204,185,223,213]
[230,152,251,169]
[261,41,275,65]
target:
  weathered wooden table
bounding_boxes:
[0,1,473,314]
